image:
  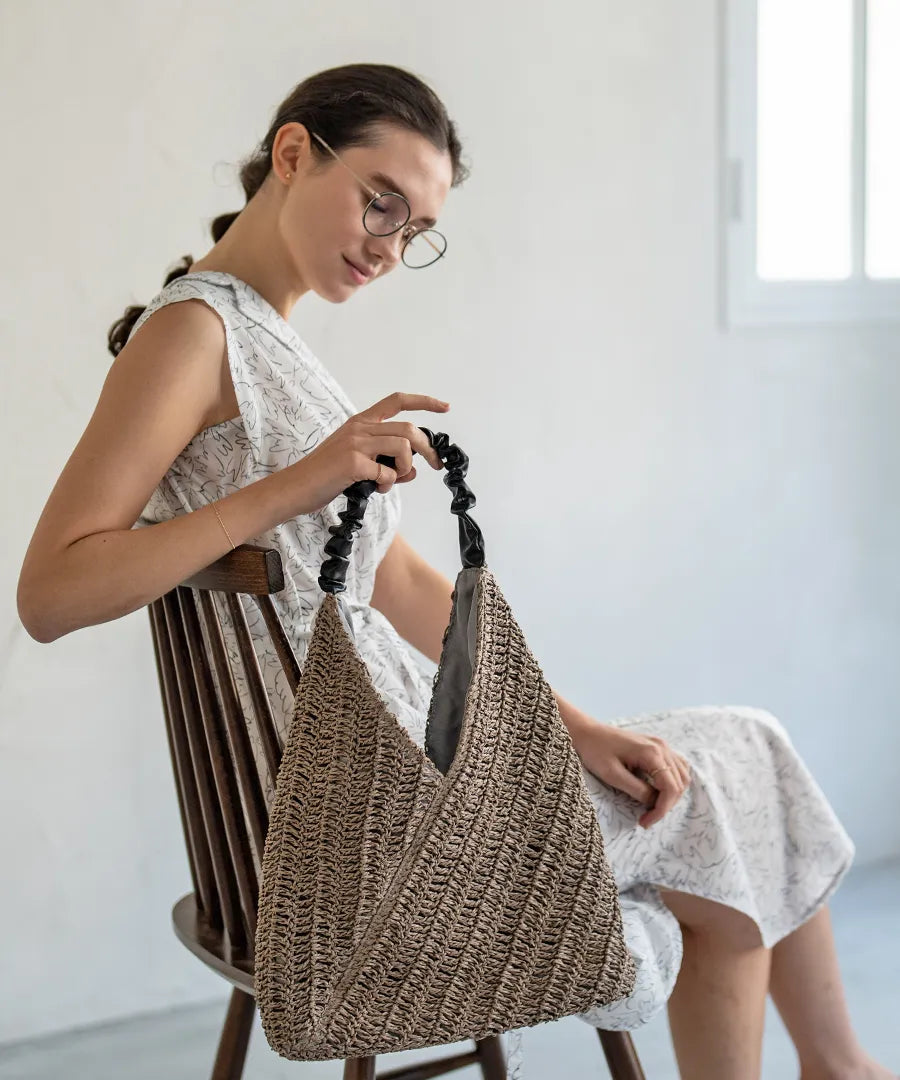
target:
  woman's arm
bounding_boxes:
[17,300,318,643]
[17,289,446,644]
[370,533,454,665]
[19,300,230,641]
[371,534,693,827]
[370,533,595,740]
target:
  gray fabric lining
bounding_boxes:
[334,594,358,644]
[425,568,481,775]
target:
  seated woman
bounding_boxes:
[16,62,892,1080]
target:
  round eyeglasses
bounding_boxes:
[311,131,447,269]
[363,194,447,268]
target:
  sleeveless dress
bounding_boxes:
[132,270,855,1034]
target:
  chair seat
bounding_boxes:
[172,893,254,994]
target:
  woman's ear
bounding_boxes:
[271,121,312,182]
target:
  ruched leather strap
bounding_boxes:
[318,428,486,595]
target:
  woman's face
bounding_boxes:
[276,121,453,303]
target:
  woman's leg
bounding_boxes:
[659,888,771,1080]
[661,891,895,1080]
[768,905,894,1080]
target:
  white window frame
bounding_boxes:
[724,0,900,327]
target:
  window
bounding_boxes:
[724,0,900,326]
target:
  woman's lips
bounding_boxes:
[344,256,370,284]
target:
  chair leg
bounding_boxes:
[596,1029,646,1080]
[210,988,256,1080]
[475,1034,507,1079]
[342,1056,376,1080]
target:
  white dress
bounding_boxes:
[133,270,855,1036]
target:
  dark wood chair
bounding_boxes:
[148,543,647,1080]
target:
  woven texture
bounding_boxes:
[255,567,636,1061]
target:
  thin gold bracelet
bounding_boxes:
[212,503,236,550]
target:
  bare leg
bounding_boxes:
[659,888,771,1080]
[769,906,895,1080]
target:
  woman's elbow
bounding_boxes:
[16,579,64,643]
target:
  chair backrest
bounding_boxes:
[147,544,300,969]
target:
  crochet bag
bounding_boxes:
[255,428,636,1061]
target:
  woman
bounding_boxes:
[16,63,891,1080]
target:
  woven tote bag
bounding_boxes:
[255,428,636,1061]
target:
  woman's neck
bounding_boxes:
[189,190,309,320]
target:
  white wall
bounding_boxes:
[2,0,898,1046]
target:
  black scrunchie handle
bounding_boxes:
[318,427,486,595]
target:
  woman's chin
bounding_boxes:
[315,277,358,304]
[312,258,371,303]
[326,285,356,304]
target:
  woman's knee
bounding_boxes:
[730,705,794,746]
[658,889,764,950]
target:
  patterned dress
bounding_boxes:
[132,270,855,1033]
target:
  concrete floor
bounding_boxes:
[1,860,897,1079]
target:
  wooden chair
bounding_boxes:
[148,543,647,1080]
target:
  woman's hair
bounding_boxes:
[107,63,469,357]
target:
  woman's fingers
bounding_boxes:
[366,422,445,471]
[606,761,657,806]
[358,392,450,424]
[638,747,690,829]
[602,749,688,816]
[361,435,418,479]
[639,769,679,827]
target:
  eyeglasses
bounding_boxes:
[310,131,447,269]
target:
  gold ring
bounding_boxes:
[375,462,384,484]
[648,766,672,779]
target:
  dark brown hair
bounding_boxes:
[107,63,469,357]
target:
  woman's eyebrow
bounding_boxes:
[369,171,438,228]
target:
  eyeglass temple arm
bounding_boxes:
[311,131,379,200]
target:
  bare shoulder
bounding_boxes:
[111,293,235,433]
[22,296,233,559]
[116,294,225,385]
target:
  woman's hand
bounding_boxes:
[570,720,692,829]
[296,392,450,513]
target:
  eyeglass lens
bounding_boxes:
[402,230,447,268]
[364,194,409,236]
[363,195,446,268]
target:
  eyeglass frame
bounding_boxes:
[309,131,447,268]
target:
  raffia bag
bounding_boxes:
[255,429,636,1061]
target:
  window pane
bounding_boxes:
[866,0,900,279]
[757,0,853,280]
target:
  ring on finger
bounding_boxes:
[375,462,384,484]
[648,765,673,780]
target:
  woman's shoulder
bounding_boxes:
[130,270,318,376]
[129,271,241,343]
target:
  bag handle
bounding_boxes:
[318,427,486,595]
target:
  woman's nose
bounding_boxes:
[365,230,405,268]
